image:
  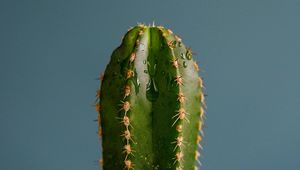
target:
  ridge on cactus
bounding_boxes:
[95,23,206,170]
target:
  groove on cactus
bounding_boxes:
[96,23,206,170]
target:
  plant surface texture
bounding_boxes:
[96,24,206,170]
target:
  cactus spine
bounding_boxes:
[96,24,205,170]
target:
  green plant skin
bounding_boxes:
[96,24,205,170]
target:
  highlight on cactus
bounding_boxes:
[95,23,206,170]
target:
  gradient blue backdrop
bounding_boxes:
[1,0,300,170]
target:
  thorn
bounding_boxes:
[98,128,102,137]
[138,22,145,28]
[174,76,183,86]
[126,69,134,79]
[172,108,190,126]
[173,152,183,165]
[198,77,203,88]
[171,58,179,68]
[200,93,206,109]
[98,159,103,166]
[123,144,134,160]
[97,72,104,81]
[196,158,202,166]
[96,89,101,98]
[124,160,134,170]
[172,136,184,151]
[200,129,205,137]
[177,92,185,103]
[121,130,134,143]
[200,107,205,120]
[119,101,131,113]
[198,121,203,131]
[127,27,134,31]
[97,114,101,126]
[157,25,164,30]
[197,135,202,143]
[167,29,173,34]
[123,85,131,99]
[198,143,203,150]
[122,115,130,127]
[193,61,200,72]
[129,53,136,63]
[175,35,182,42]
[95,103,101,112]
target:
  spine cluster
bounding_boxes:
[120,27,145,170]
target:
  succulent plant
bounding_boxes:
[95,24,206,170]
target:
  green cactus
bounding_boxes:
[95,24,206,170]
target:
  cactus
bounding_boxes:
[95,24,206,170]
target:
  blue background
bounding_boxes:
[1,0,300,170]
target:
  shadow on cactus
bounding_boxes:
[95,23,206,170]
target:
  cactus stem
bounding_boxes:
[99,25,205,170]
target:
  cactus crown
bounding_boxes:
[96,24,206,170]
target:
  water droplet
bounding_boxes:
[143,60,147,64]
[162,71,165,75]
[186,49,192,60]
[183,61,187,68]
[132,70,140,94]
[180,53,186,59]
[113,72,118,76]
[117,58,121,63]
[137,79,140,87]
[146,78,159,102]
